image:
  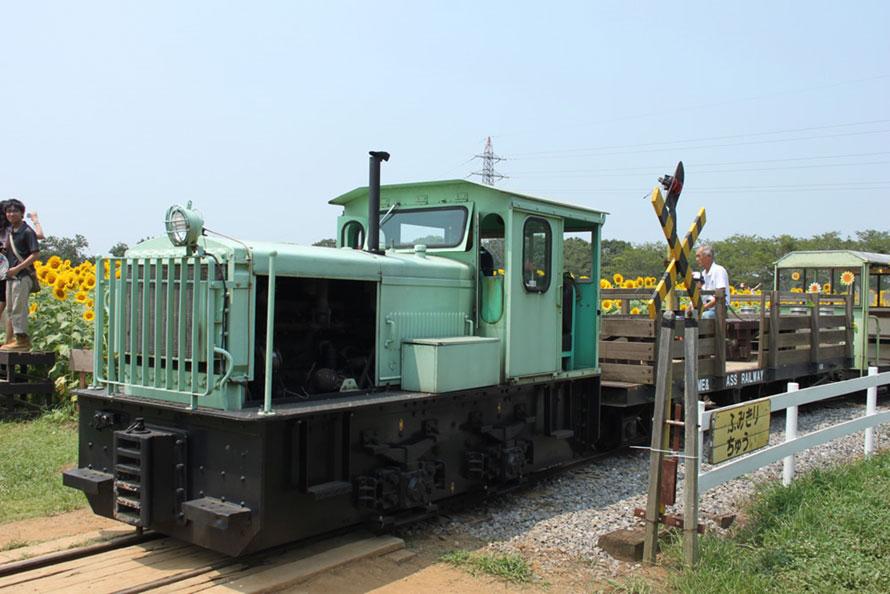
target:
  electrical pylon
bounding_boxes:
[470,137,506,185]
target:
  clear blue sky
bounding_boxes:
[1,1,887,255]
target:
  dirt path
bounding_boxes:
[0,508,121,549]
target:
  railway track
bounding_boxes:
[0,529,403,593]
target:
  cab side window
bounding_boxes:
[341,221,365,249]
[522,218,551,293]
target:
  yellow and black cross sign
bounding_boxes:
[647,176,707,319]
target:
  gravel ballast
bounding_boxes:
[405,396,890,576]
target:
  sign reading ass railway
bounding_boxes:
[708,399,771,464]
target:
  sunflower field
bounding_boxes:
[26,256,96,402]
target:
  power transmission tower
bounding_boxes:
[470,137,506,185]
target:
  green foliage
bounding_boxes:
[0,412,83,523]
[25,287,94,403]
[440,549,535,583]
[663,451,890,593]
[312,238,337,248]
[108,242,129,257]
[564,236,593,277]
[37,234,91,266]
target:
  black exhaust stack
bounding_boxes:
[367,151,390,255]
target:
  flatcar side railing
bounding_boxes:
[598,289,854,386]
[94,255,232,404]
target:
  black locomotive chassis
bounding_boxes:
[65,376,600,556]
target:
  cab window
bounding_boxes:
[522,217,551,293]
[379,206,468,249]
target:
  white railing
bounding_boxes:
[698,367,890,493]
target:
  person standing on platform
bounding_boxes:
[696,244,729,320]
[2,199,41,351]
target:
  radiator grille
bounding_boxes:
[97,256,225,397]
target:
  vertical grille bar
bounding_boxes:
[177,257,187,392]
[140,259,151,385]
[128,261,138,384]
[165,257,175,390]
[116,261,127,385]
[190,261,200,396]
[153,258,162,389]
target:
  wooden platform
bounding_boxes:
[0,350,55,418]
[0,531,404,593]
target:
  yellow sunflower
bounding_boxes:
[630,307,640,315]
[791,271,800,281]
[840,270,855,286]
[45,270,58,285]
[602,299,614,310]
[47,255,62,269]
[623,279,635,289]
[29,302,38,314]
[823,283,831,294]
[83,310,95,322]
[600,278,612,289]
[87,298,94,308]
[53,286,67,300]
[613,273,624,285]
[644,277,656,288]
[75,291,88,304]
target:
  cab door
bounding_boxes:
[505,212,562,378]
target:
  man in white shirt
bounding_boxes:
[696,244,729,319]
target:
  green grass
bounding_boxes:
[0,408,85,524]
[661,450,890,593]
[440,549,535,583]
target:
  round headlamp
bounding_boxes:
[165,204,204,247]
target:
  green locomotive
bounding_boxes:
[64,153,608,555]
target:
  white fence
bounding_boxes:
[698,367,890,493]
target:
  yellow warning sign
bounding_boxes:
[709,399,771,464]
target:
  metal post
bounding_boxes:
[865,366,878,456]
[643,311,676,565]
[783,382,799,486]
[259,251,278,416]
[697,401,706,473]
[683,316,700,565]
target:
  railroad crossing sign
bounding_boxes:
[647,162,708,318]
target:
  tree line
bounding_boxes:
[569,230,890,288]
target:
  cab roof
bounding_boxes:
[330,179,607,228]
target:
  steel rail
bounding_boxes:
[0,531,161,578]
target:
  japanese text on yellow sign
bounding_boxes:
[709,399,771,464]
